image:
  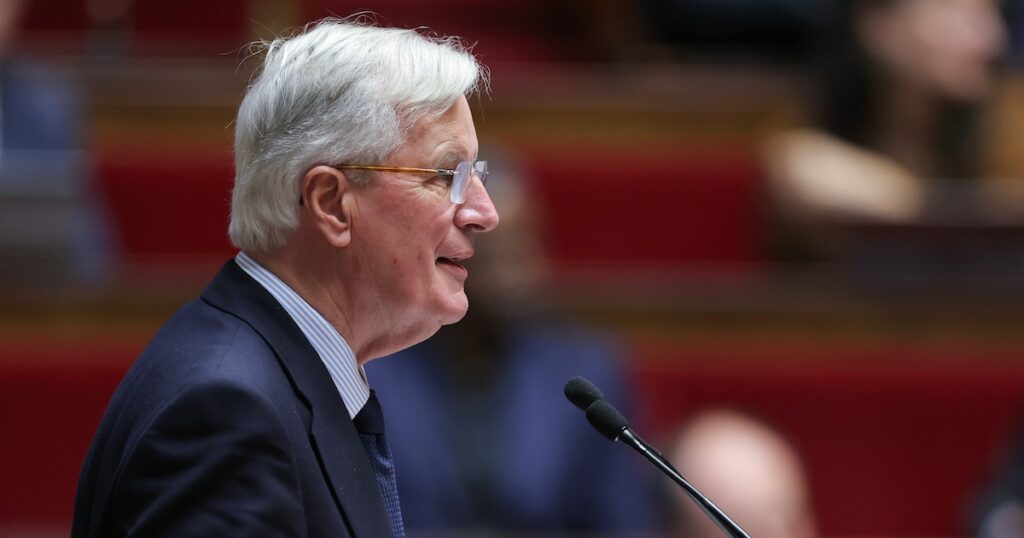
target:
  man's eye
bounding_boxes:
[433,172,454,184]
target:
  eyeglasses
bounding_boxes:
[336,161,489,204]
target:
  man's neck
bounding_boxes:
[245,249,364,360]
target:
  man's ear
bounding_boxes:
[302,165,355,248]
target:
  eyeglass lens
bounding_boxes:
[451,160,488,204]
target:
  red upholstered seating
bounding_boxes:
[300,0,582,64]
[525,147,765,272]
[132,0,248,46]
[19,0,249,53]
[0,344,136,527]
[3,337,1022,536]
[94,145,763,273]
[632,342,1024,537]
[97,154,236,265]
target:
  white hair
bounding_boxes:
[229,18,487,253]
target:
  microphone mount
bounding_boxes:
[565,377,751,538]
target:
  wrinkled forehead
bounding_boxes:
[395,96,479,164]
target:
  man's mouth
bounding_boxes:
[436,257,464,269]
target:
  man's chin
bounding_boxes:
[437,293,469,326]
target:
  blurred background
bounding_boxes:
[2,0,1024,536]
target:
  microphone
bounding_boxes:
[564,375,604,411]
[565,377,750,538]
[584,399,629,441]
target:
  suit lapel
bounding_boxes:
[201,260,394,537]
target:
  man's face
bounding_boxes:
[347,96,499,340]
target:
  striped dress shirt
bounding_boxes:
[235,251,370,419]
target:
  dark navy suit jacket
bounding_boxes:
[72,260,393,537]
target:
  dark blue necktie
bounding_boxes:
[353,390,405,538]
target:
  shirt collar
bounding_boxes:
[235,251,370,418]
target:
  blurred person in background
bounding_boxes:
[0,0,80,160]
[367,152,665,535]
[667,409,816,538]
[0,0,109,283]
[763,0,1024,264]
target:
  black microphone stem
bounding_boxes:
[618,429,751,538]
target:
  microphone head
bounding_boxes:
[564,376,605,411]
[585,399,630,441]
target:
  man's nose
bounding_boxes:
[455,176,499,232]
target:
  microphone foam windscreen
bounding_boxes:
[585,399,630,441]
[564,376,605,411]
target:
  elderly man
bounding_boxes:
[72,19,497,537]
